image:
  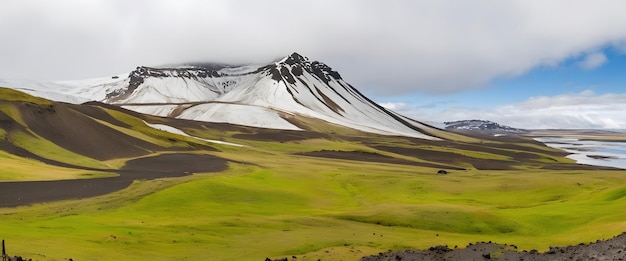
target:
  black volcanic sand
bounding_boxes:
[9,101,218,161]
[361,232,626,261]
[17,102,163,160]
[234,130,329,142]
[297,150,465,170]
[0,154,228,208]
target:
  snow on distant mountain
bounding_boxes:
[444,120,527,134]
[0,53,439,140]
[0,79,90,104]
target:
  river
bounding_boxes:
[535,137,626,169]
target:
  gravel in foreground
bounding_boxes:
[360,232,626,261]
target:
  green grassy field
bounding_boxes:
[0,88,625,260]
[1,146,625,260]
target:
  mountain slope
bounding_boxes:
[0,88,220,170]
[0,88,587,173]
[3,53,440,139]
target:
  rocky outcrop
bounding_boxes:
[361,232,626,261]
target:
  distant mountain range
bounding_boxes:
[443,120,528,134]
[0,53,440,139]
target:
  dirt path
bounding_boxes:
[0,153,228,208]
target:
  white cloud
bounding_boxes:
[397,91,626,129]
[379,102,412,111]
[2,0,626,96]
[578,52,608,70]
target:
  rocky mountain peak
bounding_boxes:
[282,52,308,65]
[270,52,343,84]
[128,66,221,80]
[1,52,439,139]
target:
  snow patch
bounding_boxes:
[143,121,245,147]
[179,103,303,131]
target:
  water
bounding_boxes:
[534,137,626,169]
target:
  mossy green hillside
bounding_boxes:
[0,87,52,105]
[0,150,115,181]
[7,130,114,169]
[1,150,625,261]
[101,108,215,149]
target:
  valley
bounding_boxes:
[0,53,624,260]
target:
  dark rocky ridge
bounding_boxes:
[105,52,344,102]
[444,119,527,133]
[106,66,224,100]
[266,52,344,85]
[360,232,626,261]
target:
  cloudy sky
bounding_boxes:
[2,0,626,129]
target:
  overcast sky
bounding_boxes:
[2,0,626,129]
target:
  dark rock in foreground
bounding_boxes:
[361,232,626,260]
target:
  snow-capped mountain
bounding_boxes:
[444,120,527,133]
[1,53,439,139]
